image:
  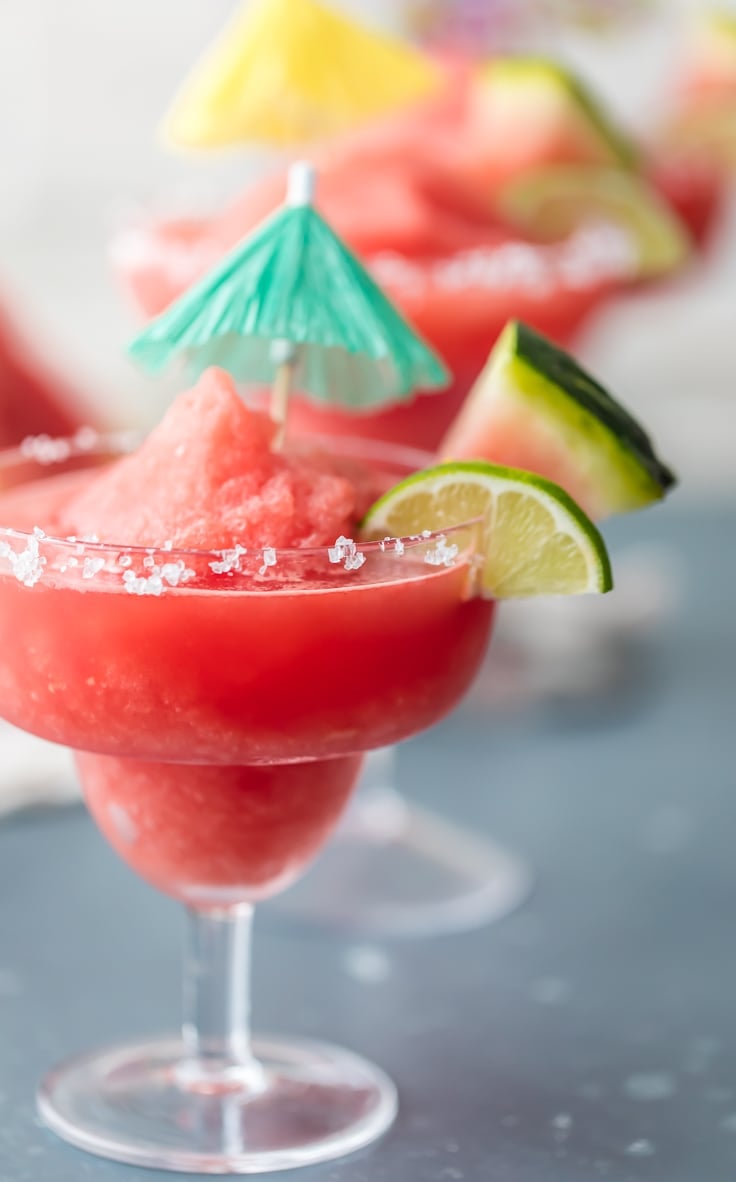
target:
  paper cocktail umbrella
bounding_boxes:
[129,162,449,442]
[163,0,443,149]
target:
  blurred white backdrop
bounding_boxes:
[0,0,733,493]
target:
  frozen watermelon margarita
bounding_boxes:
[0,304,676,1171]
[0,373,493,901]
[0,369,500,1171]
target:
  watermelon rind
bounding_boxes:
[442,321,677,520]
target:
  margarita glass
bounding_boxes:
[0,434,493,1172]
[115,199,632,453]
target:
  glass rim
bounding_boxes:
[0,428,484,562]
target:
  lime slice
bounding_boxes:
[497,166,691,278]
[440,321,677,521]
[362,461,613,599]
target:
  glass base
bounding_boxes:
[38,1036,397,1174]
[275,787,533,938]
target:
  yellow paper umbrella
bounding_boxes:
[163,0,443,150]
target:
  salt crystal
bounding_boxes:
[122,569,163,597]
[163,539,173,551]
[259,547,277,576]
[159,561,195,587]
[424,536,459,568]
[381,537,405,556]
[73,426,99,451]
[344,551,366,571]
[559,224,637,289]
[373,224,637,305]
[20,434,72,465]
[122,559,194,594]
[328,536,366,571]
[328,535,351,563]
[82,557,105,580]
[370,252,423,297]
[2,535,47,587]
[80,533,99,543]
[209,545,247,575]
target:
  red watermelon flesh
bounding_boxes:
[0,302,100,448]
[649,151,725,251]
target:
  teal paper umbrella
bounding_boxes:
[129,162,449,440]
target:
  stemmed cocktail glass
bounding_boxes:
[0,435,493,1171]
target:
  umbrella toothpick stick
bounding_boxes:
[127,158,450,421]
[269,161,315,451]
[270,340,298,450]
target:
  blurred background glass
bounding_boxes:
[0,0,733,499]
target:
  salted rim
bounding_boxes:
[0,429,483,561]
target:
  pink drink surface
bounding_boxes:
[0,378,494,899]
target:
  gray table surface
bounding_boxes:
[1,502,735,1182]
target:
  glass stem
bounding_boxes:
[181,904,265,1088]
[351,746,409,841]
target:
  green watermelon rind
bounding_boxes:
[480,56,639,171]
[495,322,677,513]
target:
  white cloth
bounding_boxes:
[0,724,79,817]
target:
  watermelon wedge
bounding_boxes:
[439,320,676,521]
[321,57,638,196]
[0,301,100,448]
[665,10,736,172]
